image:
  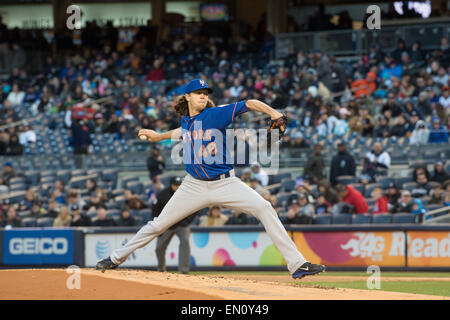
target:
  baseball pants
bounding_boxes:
[156,226,191,274]
[110,174,307,274]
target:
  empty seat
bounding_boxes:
[372,214,392,224]
[56,170,72,185]
[107,209,121,218]
[10,184,27,192]
[376,177,394,189]
[71,169,87,177]
[69,175,94,189]
[40,176,57,184]
[352,214,372,224]
[272,173,292,184]
[392,213,417,224]
[22,217,37,227]
[395,177,413,189]
[102,169,118,188]
[36,217,54,227]
[9,177,27,185]
[24,171,40,186]
[336,176,356,185]
[332,214,352,224]
[313,215,332,224]
[126,181,144,195]
[282,179,296,193]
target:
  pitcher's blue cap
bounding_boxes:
[184,79,213,94]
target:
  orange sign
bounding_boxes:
[407,231,450,267]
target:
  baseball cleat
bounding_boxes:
[292,262,326,279]
[96,257,118,273]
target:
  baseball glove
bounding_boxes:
[267,114,288,147]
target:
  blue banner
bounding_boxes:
[3,229,74,265]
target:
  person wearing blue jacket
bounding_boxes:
[429,117,449,144]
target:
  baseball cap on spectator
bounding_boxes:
[4,162,13,168]
[290,198,300,206]
[388,182,398,189]
[70,204,80,211]
[184,79,213,94]
[170,176,182,186]
[298,192,307,199]
[219,60,228,68]
[387,92,395,99]
[232,62,241,69]
[432,116,440,123]
[3,198,10,205]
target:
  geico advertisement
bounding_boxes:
[407,232,450,267]
[3,229,74,265]
[85,231,279,268]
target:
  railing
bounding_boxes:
[276,22,450,59]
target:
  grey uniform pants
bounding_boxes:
[156,226,190,274]
[110,174,306,274]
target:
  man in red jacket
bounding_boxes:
[335,184,369,214]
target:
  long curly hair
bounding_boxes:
[173,95,215,117]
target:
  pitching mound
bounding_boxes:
[0,269,447,300]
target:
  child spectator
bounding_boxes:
[371,188,389,214]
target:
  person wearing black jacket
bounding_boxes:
[153,176,196,274]
[329,142,356,186]
[147,148,166,180]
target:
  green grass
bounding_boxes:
[291,280,450,297]
[190,271,450,278]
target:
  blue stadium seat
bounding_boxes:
[126,181,144,195]
[22,217,37,227]
[282,179,296,193]
[10,184,27,192]
[36,217,55,227]
[106,209,121,218]
[71,169,87,178]
[9,177,27,185]
[352,214,372,224]
[56,170,72,185]
[336,176,356,185]
[40,176,56,185]
[372,214,392,224]
[392,213,417,224]
[313,215,332,225]
[332,214,352,224]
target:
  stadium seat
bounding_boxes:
[106,209,121,218]
[126,181,144,195]
[364,183,383,197]
[332,214,352,224]
[352,214,372,224]
[372,214,392,224]
[313,215,332,224]
[69,176,93,189]
[10,184,27,192]
[22,217,37,227]
[3,191,27,204]
[402,182,418,192]
[40,176,56,185]
[391,213,417,224]
[101,169,118,188]
[394,177,413,189]
[282,179,296,193]
[336,176,356,185]
[36,217,54,227]
[71,169,87,178]
[9,177,27,185]
[376,177,394,189]
[18,211,31,219]
[56,170,72,185]
[272,173,292,184]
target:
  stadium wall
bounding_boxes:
[0,226,449,270]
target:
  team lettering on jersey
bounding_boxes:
[182,129,213,142]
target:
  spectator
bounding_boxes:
[317,179,340,206]
[83,191,106,214]
[71,119,92,165]
[91,206,115,227]
[389,114,409,137]
[1,162,17,185]
[67,190,86,213]
[19,189,39,212]
[430,162,450,184]
[225,209,253,225]
[334,184,369,214]
[361,142,391,182]
[314,193,331,215]
[147,148,165,180]
[303,143,325,184]
[199,206,228,226]
[329,142,356,185]
[10,43,26,71]
[409,120,430,146]
[249,177,265,195]
[123,189,147,210]
[251,162,269,186]
[0,15,8,73]
[411,173,432,198]
[381,93,403,118]
[145,60,164,82]
[45,198,60,218]
[6,134,24,156]
[4,207,22,228]
[116,208,138,227]
[428,183,445,205]
[374,115,391,138]
[429,117,449,144]
[147,176,165,204]
[413,165,430,183]
[18,124,36,146]
[6,83,25,107]
[283,196,313,224]
[438,86,450,109]
[0,177,9,194]
[391,190,424,217]
[53,206,72,227]
[371,188,389,214]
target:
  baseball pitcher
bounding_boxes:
[96,79,325,279]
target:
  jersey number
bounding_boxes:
[198,142,217,158]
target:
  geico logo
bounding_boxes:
[9,237,69,255]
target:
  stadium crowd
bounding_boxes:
[0,17,450,228]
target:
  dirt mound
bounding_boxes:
[0,269,447,300]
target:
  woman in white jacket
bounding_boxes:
[409,120,430,146]
[6,83,25,107]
